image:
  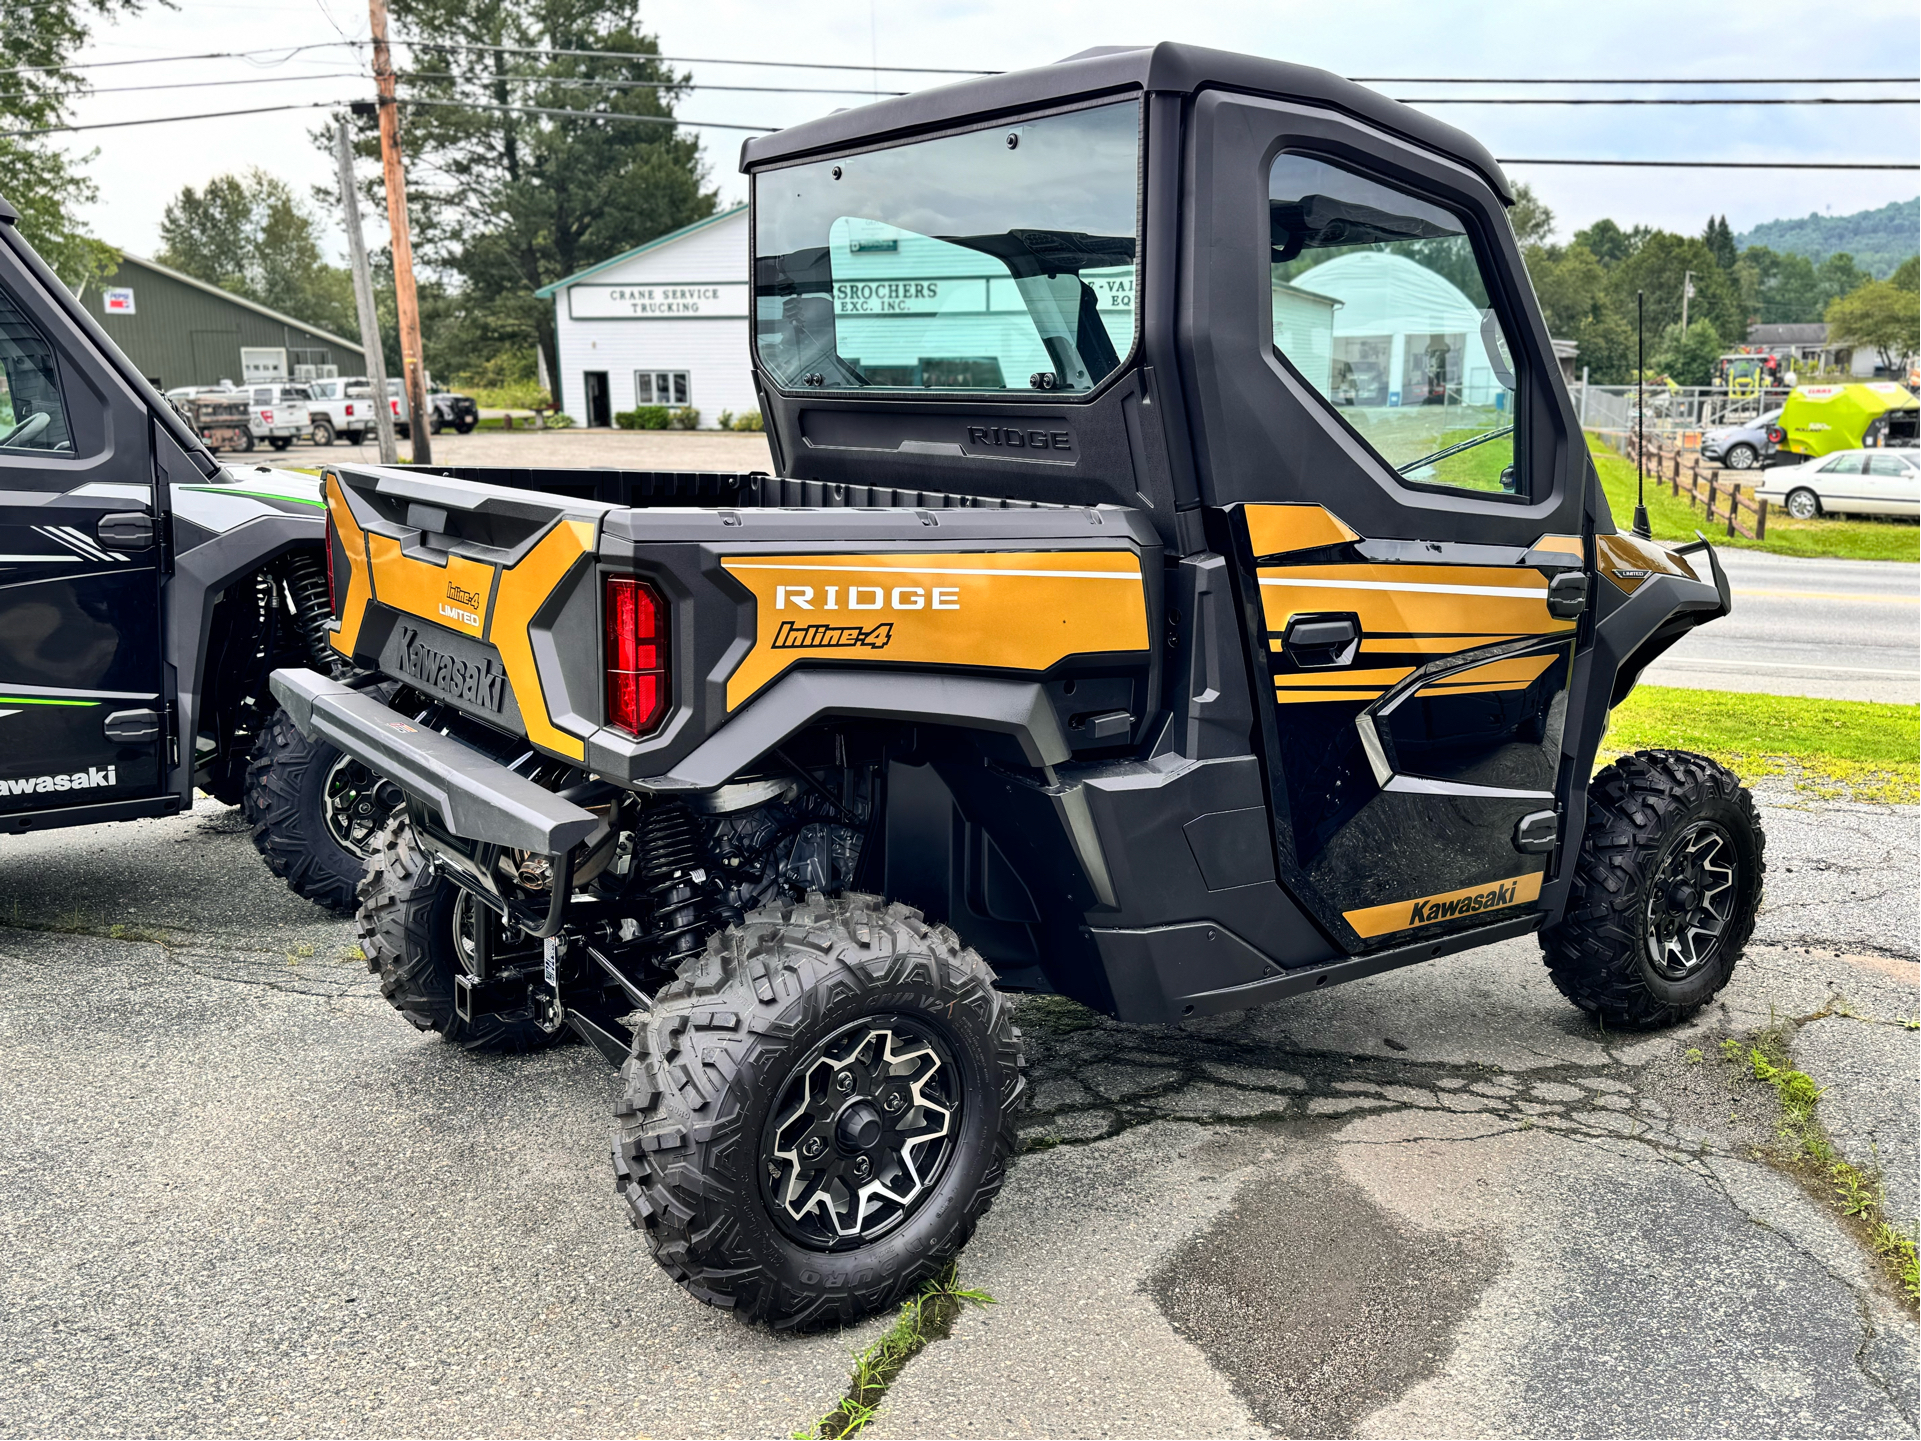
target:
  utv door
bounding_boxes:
[1179,95,1597,953]
[0,220,172,829]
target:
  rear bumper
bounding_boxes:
[268,668,598,855]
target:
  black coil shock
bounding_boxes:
[283,550,339,674]
[639,804,719,967]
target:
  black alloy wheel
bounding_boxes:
[1542,749,1763,1028]
[760,1016,963,1250]
[1643,820,1737,980]
[323,751,403,859]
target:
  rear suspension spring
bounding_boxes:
[639,804,719,968]
[283,550,339,674]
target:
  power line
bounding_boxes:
[81,71,367,96]
[2,99,345,136]
[1499,157,1920,169]
[399,70,909,97]
[1,97,781,138]
[380,39,989,75]
[1358,75,1918,84]
[1408,96,1919,105]
[396,96,778,131]
[0,43,353,79]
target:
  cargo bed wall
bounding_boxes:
[412,466,1064,515]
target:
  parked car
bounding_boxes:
[428,387,479,435]
[379,378,479,438]
[244,382,312,451]
[1755,447,1920,519]
[304,376,380,446]
[1700,409,1781,471]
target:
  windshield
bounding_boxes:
[753,100,1141,396]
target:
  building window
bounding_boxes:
[636,370,690,406]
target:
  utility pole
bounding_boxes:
[368,0,431,465]
[1680,269,1694,333]
[334,117,399,466]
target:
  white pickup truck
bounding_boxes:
[304,377,380,446]
[243,383,311,451]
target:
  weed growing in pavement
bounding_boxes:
[1720,1015,1920,1306]
[800,1262,997,1440]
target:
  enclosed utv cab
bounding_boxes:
[273,44,1756,1332]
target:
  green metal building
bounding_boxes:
[79,251,365,391]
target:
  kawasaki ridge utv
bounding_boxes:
[0,193,398,901]
[271,44,1763,1329]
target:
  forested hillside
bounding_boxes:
[1736,199,1920,280]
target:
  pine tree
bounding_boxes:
[1703,216,1738,274]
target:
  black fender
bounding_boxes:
[1539,535,1728,926]
[167,514,325,799]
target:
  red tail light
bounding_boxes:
[605,575,668,736]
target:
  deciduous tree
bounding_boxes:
[0,0,147,287]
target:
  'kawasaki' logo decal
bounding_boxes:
[1,765,117,796]
[771,620,894,650]
[396,624,507,712]
[1408,880,1518,926]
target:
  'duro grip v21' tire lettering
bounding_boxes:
[1542,749,1764,1029]
[613,894,1025,1330]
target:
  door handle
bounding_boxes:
[1546,572,1588,619]
[1282,613,1360,668]
[97,511,154,550]
[103,708,161,743]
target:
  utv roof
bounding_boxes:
[739,42,1513,204]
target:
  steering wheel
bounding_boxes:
[0,411,52,447]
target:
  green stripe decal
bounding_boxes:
[184,486,326,508]
[0,696,98,706]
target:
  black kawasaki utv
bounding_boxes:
[270,44,1762,1329]
[0,194,398,905]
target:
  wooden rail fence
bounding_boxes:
[1621,434,1768,540]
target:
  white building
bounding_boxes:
[539,204,756,428]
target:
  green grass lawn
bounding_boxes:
[1606,685,1920,804]
[1588,433,1919,562]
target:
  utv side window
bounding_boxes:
[1267,154,1524,498]
[0,286,75,456]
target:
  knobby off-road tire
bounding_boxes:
[243,708,397,913]
[1543,749,1764,1029]
[614,894,1025,1330]
[356,813,564,1053]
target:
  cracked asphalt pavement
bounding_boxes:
[1,784,1915,1438]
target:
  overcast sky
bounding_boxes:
[58,0,1920,267]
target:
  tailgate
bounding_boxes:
[324,463,613,759]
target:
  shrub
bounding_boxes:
[730,409,764,432]
[615,406,671,430]
[545,412,575,429]
[669,406,701,430]
[716,409,734,430]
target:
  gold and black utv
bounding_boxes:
[271,43,1761,1329]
